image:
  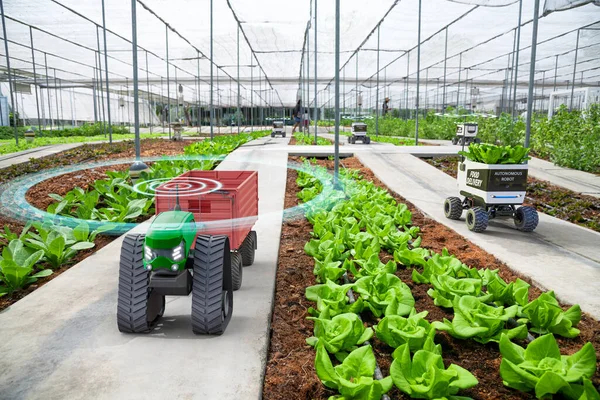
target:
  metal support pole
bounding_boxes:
[251,58,254,130]
[126,77,130,128]
[507,28,516,114]
[101,0,112,142]
[307,10,310,136]
[0,0,17,142]
[197,51,201,132]
[92,77,98,124]
[406,52,410,118]
[356,53,359,119]
[375,24,380,137]
[210,0,214,139]
[166,25,171,139]
[237,25,240,134]
[29,27,42,133]
[131,0,143,162]
[569,29,580,111]
[511,0,523,118]
[525,0,540,148]
[175,67,179,124]
[425,68,428,110]
[442,27,448,112]
[44,53,53,131]
[53,68,60,129]
[95,29,106,136]
[146,51,152,133]
[314,0,318,143]
[334,0,340,185]
[553,55,558,92]
[415,0,422,145]
[456,53,462,109]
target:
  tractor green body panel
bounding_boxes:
[143,211,197,271]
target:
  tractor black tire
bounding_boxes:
[465,207,488,232]
[240,230,257,266]
[231,251,243,291]
[514,206,539,232]
[365,136,371,144]
[451,137,458,145]
[283,133,286,138]
[191,235,233,335]
[271,133,274,138]
[444,197,463,220]
[117,234,165,333]
[347,136,351,143]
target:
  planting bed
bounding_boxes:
[0,133,267,310]
[424,156,600,233]
[291,132,333,146]
[263,156,600,400]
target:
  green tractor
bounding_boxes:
[117,210,256,335]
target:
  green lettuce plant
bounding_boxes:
[304,231,350,263]
[315,343,393,400]
[313,255,352,284]
[306,311,374,355]
[390,337,478,399]
[412,249,476,284]
[432,295,528,344]
[374,309,435,351]
[349,254,397,279]
[0,240,51,296]
[394,246,429,268]
[353,273,415,317]
[482,269,530,307]
[25,222,95,268]
[305,279,364,317]
[427,275,491,308]
[499,333,598,399]
[458,143,530,164]
[519,291,581,338]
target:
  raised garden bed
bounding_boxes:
[263,155,600,400]
[424,156,600,233]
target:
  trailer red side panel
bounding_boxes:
[155,170,259,250]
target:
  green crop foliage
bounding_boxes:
[518,291,581,338]
[374,309,435,351]
[390,337,478,399]
[307,309,374,355]
[0,240,51,296]
[499,333,598,399]
[458,143,530,164]
[315,343,393,400]
[293,131,330,145]
[305,279,364,318]
[353,273,415,318]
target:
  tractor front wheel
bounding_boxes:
[514,206,539,232]
[466,207,489,232]
[117,234,165,333]
[191,235,233,335]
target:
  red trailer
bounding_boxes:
[155,170,259,252]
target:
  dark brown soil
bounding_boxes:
[263,156,600,400]
[424,156,600,233]
[0,138,195,311]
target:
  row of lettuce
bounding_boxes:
[0,131,268,298]
[294,158,598,400]
[0,123,130,140]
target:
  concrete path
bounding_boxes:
[0,143,84,168]
[0,134,290,400]
[356,151,600,319]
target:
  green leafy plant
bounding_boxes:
[432,295,528,344]
[0,240,51,296]
[374,309,435,351]
[24,222,95,268]
[518,291,581,338]
[305,279,364,317]
[306,310,374,355]
[458,143,530,164]
[427,275,491,308]
[315,344,393,400]
[353,273,415,317]
[499,333,598,399]
[349,254,397,279]
[390,337,478,399]
[412,249,476,284]
[483,269,530,307]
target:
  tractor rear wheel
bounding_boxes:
[514,206,539,232]
[444,197,463,220]
[117,234,165,333]
[466,207,489,232]
[191,235,233,335]
[240,230,257,266]
[231,251,243,291]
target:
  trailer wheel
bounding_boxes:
[240,230,257,266]
[191,235,233,335]
[117,234,165,333]
[514,206,539,232]
[231,251,243,291]
[444,197,463,220]
[465,207,488,232]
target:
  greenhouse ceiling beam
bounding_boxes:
[47,0,214,86]
[226,0,284,107]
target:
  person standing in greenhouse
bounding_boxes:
[382,97,390,116]
[291,99,302,133]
